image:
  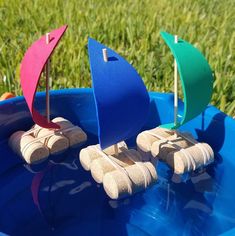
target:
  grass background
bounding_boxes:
[0,0,234,116]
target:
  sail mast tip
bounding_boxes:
[102,48,108,62]
[174,35,178,44]
[46,33,50,44]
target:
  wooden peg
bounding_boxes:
[114,144,119,156]
[174,35,178,44]
[102,48,108,62]
[46,33,50,44]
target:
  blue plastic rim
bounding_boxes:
[0,88,235,236]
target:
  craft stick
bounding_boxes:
[35,127,69,155]
[174,35,178,126]
[90,149,138,184]
[79,142,127,171]
[33,117,87,149]
[102,48,108,62]
[151,133,191,161]
[46,33,50,122]
[136,127,175,161]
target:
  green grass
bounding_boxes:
[0,0,234,116]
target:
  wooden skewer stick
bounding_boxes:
[102,48,118,155]
[102,48,108,62]
[174,35,178,126]
[46,33,50,123]
[102,48,116,155]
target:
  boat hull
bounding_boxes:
[0,88,234,236]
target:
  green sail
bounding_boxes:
[160,31,214,129]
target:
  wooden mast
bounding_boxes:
[46,33,50,123]
[102,47,118,155]
[174,35,178,126]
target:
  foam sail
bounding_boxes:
[88,38,150,149]
[160,31,213,129]
[20,25,68,129]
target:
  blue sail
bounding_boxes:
[88,38,150,149]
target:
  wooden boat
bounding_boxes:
[79,38,157,199]
[8,25,87,164]
[137,32,215,175]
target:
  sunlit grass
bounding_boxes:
[0,0,234,115]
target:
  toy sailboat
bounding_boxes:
[79,38,157,199]
[137,31,214,175]
[8,25,87,164]
[1,30,235,235]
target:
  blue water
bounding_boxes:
[0,137,234,236]
[0,89,235,235]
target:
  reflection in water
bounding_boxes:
[2,146,234,235]
[184,200,212,214]
[50,159,79,170]
[109,199,130,209]
[36,156,218,235]
[43,180,76,192]
[69,181,92,195]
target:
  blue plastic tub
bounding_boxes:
[0,88,234,235]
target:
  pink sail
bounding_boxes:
[20,25,68,129]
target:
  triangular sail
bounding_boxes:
[160,31,213,129]
[88,38,150,149]
[20,25,68,129]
